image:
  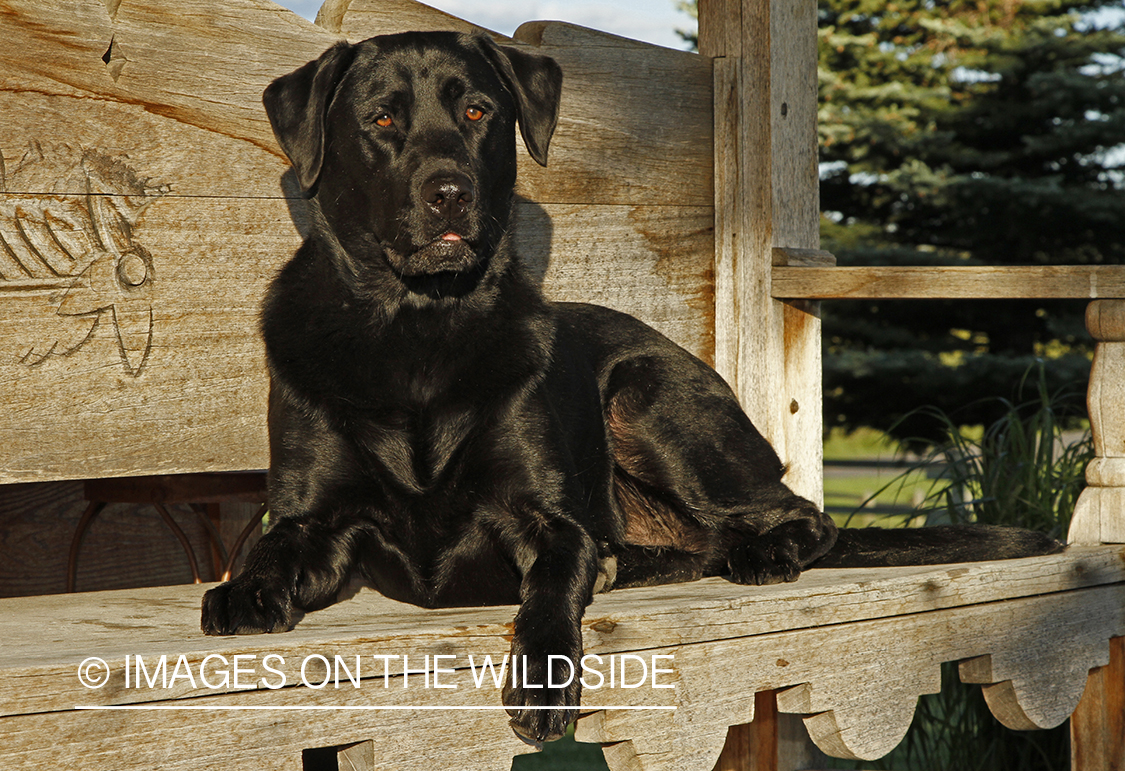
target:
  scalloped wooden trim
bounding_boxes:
[571,584,1125,766]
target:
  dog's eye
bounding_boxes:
[465,106,485,122]
[375,114,394,128]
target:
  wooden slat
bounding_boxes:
[0,687,538,771]
[704,0,823,507]
[1,549,1121,769]
[0,194,277,483]
[704,0,780,446]
[316,0,492,38]
[578,583,1125,766]
[1,586,1116,771]
[512,23,713,208]
[0,194,711,484]
[0,549,1120,765]
[522,203,716,363]
[772,265,1125,300]
[0,0,339,159]
[771,247,835,267]
[3,545,1121,718]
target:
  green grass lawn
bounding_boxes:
[823,428,939,525]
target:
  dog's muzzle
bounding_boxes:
[387,236,480,277]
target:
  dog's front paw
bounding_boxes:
[501,645,582,745]
[201,578,298,635]
[727,533,802,586]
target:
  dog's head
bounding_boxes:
[264,32,562,290]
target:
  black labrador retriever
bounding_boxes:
[201,31,1060,744]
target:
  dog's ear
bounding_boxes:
[263,42,357,192]
[479,38,563,167]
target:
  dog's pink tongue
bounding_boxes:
[441,232,462,241]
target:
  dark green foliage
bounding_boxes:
[825,347,1091,448]
[905,365,1093,538]
[682,0,1125,443]
[818,0,1125,441]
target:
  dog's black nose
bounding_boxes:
[421,174,475,220]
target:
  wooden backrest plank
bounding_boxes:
[0,0,718,483]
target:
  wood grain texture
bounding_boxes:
[1070,635,1125,771]
[705,0,781,450]
[2,547,1120,716]
[0,0,339,157]
[771,247,835,268]
[1,685,539,771]
[580,577,1125,767]
[770,0,825,508]
[711,56,740,392]
[1,547,1122,771]
[702,0,823,506]
[316,0,492,38]
[514,202,716,364]
[512,25,714,209]
[772,265,1125,300]
[0,0,717,483]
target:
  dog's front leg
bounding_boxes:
[501,514,599,745]
[201,513,362,635]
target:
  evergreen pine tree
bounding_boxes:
[680,0,1125,443]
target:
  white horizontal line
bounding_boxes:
[76,705,676,711]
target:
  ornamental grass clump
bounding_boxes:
[841,368,1092,771]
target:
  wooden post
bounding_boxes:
[712,692,826,771]
[712,693,776,771]
[1070,636,1125,771]
[701,0,826,768]
[1069,300,1125,770]
[1070,300,1125,544]
[701,0,824,508]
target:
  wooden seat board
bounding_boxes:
[1,546,1121,719]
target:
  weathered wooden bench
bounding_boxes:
[1,0,1122,769]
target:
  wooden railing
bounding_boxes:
[771,261,1125,549]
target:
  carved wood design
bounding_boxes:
[2,143,168,375]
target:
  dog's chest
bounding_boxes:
[347,399,479,494]
[360,489,524,607]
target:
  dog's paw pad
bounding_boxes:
[200,580,296,636]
